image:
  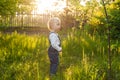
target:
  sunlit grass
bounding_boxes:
[0,29,120,80]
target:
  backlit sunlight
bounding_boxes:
[80,0,86,6]
[34,0,66,14]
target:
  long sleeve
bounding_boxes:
[49,33,62,52]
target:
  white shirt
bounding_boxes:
[49,32,62,52]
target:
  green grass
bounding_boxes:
[0,29,120,80]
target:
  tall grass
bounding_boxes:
[62,29,120,80]
[0,29,120,80]
[0,32,49,80]
[61,29,107,80]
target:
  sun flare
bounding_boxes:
[34,0,66,14]
[80,0,86,6]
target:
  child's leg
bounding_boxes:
[48,52,59,75]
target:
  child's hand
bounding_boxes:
[59,51,62,57]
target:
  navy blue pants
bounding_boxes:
[48,46,59,75]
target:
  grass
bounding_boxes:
[0,29,120,80]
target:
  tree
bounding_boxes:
[0,0,35,27]
[68,0,103,30]
[0,0,35,16]
[0,0,18,15]
[108,0,120,39]
[94,0,120,39]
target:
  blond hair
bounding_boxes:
[47,17,61,31]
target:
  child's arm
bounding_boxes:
[49,33,62,52]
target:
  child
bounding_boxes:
[47,17,62,76]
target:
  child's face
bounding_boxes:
[54,21,61,32]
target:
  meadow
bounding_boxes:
[0,29,120,80]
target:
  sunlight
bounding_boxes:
[34,0,66,14]
[80,0,86,6]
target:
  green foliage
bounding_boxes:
[69,0,80,6]
[17,0,35,14]
[108,0,120,39]
[0,0,17,15]
[0,0,35,16]
[0,0,36,27]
